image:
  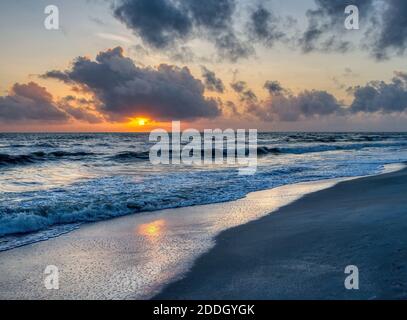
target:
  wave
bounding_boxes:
[33,142,58,148]
[0,151,96,167]
[258,142,407,155]
[0,224,80,252]
[110,151,150,161]
[111,148,275,161]
[1,142,405,168]
[281,133,400,143]
[48,151,95,157]
[108,142,407,163]
[0,142,58,149]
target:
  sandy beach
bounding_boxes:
[0,166,406,300]
[156,167,407,300]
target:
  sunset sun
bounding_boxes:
[128,117,150,127]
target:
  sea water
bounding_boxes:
[1,132,407,251]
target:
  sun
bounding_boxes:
[137,118,146,126]
[128,117,150,127]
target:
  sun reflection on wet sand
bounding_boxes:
[138,219,166,240]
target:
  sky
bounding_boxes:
[1,0,407,132]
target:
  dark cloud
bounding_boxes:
[299,0,369,53]
[0,82,108,124]
[350,72,407,113]
[58,96,104,124]
[264,80,287,96]
[184,0,253,61]
[276,90,343,121]
[237,80,343,122]
[112,0,407,61]
[0,82,69,123]
[113,0,253,62]
[301,0,407,60]
[230,81,246,93]
[185,0,235,31]
[224,100,239,116]
[201,66,225,93]
[230,80,259,119]
[231,81,258,103]
[40,70,73,84]
[246,73,407,122]
[247,6,286,47]
[113,0,192,49]
[256,89,343,122]
[215,32,254,62]
[42,47,221,121]
[370,0,407,60]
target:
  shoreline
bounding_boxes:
[1,163,402,253]
[0,164,404,299]
[155,166,407,300]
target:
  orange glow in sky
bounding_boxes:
[128,117,151,127]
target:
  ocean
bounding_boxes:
[1,132,407,251]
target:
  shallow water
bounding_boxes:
[1,132,407,251]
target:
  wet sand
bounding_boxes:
[156,167,407,300]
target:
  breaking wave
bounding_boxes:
[0,151,96,167]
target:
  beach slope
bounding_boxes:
[156,168,407,300]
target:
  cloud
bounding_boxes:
[252,88,343,122]
[201,66,225,93]
[58,96,104,124]
[264,80,287,96]
[113,0,254,62]
[184,0,254,61]
[185,0,235,31]
[236,80,343,122]
[113,0,192,49]
[300,0,407,60]
[224,100,240,117]
[215,32,254,62]
[245,74,407,122]
[42,47,221,121]
[40,70,73,84]
[350,72,407,113]
[0,82,108,124]
[369,0,407,60]
[231,80,258,103]
[274,90,343,121]
[299,0,366,54]
[112,0,407,61]
[0,82,69,123]
[247,6,286,47]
